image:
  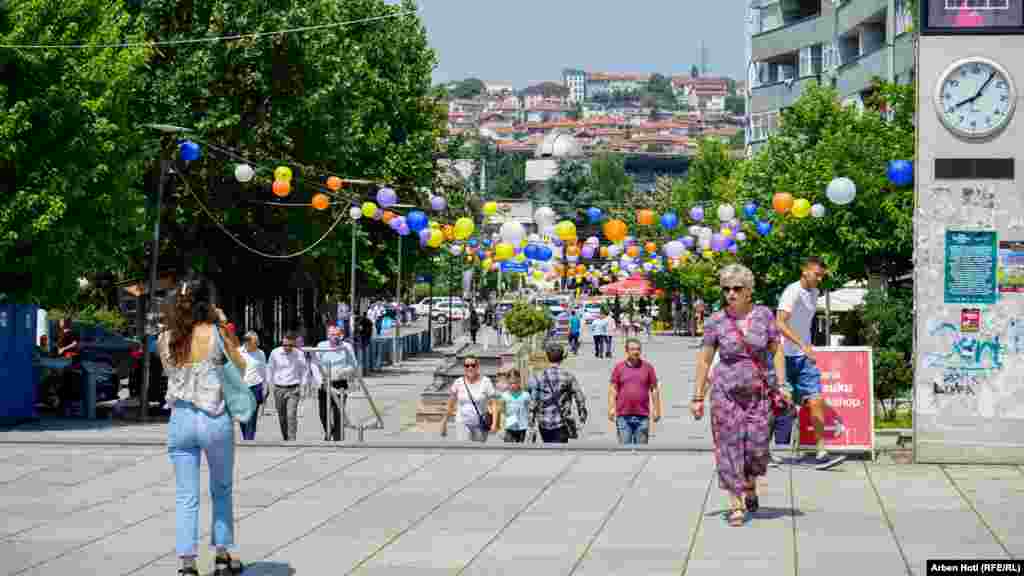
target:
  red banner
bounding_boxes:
[797,347,875,452]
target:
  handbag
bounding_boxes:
[727,314,793,418]
[462,379,493,431]
[214,325,257,423]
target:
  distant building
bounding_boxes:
[562,68,587,103]
[484,81,514,95]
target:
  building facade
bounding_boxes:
[746,0,915,151]
[563,68,587,103]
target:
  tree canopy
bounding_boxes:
[451,77,486,99]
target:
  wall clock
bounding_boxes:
[934,56,1017,140]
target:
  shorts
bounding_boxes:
[785,355,821,405]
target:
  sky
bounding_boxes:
[398,0,749,89]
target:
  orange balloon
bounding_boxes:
[603,219,628,242]
[566,245,579,257]
[272,180,290,197]
[576,264,586,274]
[484,250,492,258]
[655,289,665,298]
[599,246,609,258]
[772,192,794,214]
[644,241,657,254]
[311,193,330,211]
[637,209,655,226]
[326,176,343,191]
[443,225,454,241]
[627,245,640,258]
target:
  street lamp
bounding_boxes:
[138,123,193,422]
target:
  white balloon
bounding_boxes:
[349,207,362,220]
[567,255,579,263]
[811,203,826,218]
[607,244,621,258]
[234,164,255,183]
[527,233,541,243]
[826,177,857,205]
[542,224,556,238]
[534,206,556,227]
[735,232,748,242]
[449,244,463,255]
[500,221,525,245]
[664,240,686,259]
[717,204,736,222]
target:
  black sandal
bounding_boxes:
[745,494,760,513]
[214,555,244,576]
[178,569,199,576]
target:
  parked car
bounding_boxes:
[581,302,603,325]
[38,322,139,414]
[431,302,469,324]
[413,297,465,317]
[537,296,570,318]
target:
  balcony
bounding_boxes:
[836,0,886,36]
[835,46,888,98]
[752,13,831,61]
[893,33,914,79]
[750,75,821,114]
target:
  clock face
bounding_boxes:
[935,57,1017,139]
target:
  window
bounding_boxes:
[758,1,783,32]
[800,45,823,77]
[822,42,839,71]
[947,0,1009,9]
[750,111,779,141]
[895,0,914,34]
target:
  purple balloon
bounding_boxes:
[710,233,727,252]
[389,216,406,231]
[430,195,447,211]
[581,245,595,259]
[398,224,411,236]
[419,228,432,247]
[376,187,398,208]
[682,236,696,248]
[728,244,738,254]
[689,206,704,222]
[373,208,383,220]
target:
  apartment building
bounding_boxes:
[747,0,915,150]
[563,68,587,103]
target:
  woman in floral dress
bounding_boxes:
[690,264,785,526]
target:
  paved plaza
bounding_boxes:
[3,332,1022,574]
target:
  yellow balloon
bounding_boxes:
[792,198,811,218]
[722,228,733,237]
[361,202,378,219]
[514,254,526,263]
[554,220,577,241]
[274,166,292,182]
[703,250,714,259]
[428,229,444,248]
[483,201,498,216]
[454,218,475,240]
[533,271,543,280]
[495,242,515,261]
[429,220,440,229]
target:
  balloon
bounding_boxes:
[482,258,493,270]
[541,224,556,238]
[179,141,201,162]
[428,229,444,248]
[373,208,383,220]
[756,220,773,236]
[272,180,290,198]
[534,206,556,227]
[682,236,696,248]
[418,228,432,247]
[703,250,714,259]
[430,195,447,211]
[326,176,342,191]
[887,160,913,188]
[566,244,579,257]
[442,224,455,242]
[483,201,498,216]
[772,192,794,214]
[826,177,857,205]
[603,219,628,242]
[274,166,292,182]
[397,224,410,236]
[627,245,640,258]
[660,212,679,230]
[581,245,595,259]
[382,210,396,224]
[721,228,733,237]
[811,203,826,218]
[689,205,704,222]
[735,232,747,242]
[311,193,330,211]
[500,221,525,245]
[644,241,657,254]
[586,207,603,223]
[376,187,397,208]
[234,164,254,183]
[538,246,553,261]
[717,204,736,222]
[494,242,514,261]
[449,244,463,255]
[664,240,685,259]
[710,233,727,252]
[554,220,577,241]
[359,202,376,219]
[791,198,811,218]
[599,246,609,258]
[524,244,538,260]
[349,207,362,220]
[390,216,407,232]
[728,244,738,254]
[454,217,475,240]
[637,209,655,226]
[743,201,758,219]
[406,210,428,232]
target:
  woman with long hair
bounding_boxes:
[158,277,247,575]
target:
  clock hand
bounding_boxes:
[954,72,996,108]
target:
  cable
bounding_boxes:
[183,175,348,259]
[0,9,417,49]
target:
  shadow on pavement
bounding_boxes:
[0,406,170,432]
[705,506,805,519]
[241,561,295,575]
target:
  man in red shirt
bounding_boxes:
[608,338,662,445]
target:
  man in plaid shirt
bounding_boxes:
[528,343,588,443]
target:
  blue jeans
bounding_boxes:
[616,415,650,445]
[238,383,264,441]
[168,400,235,557]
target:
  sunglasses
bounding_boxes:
[464,363,479,369]
[721,286,746,293]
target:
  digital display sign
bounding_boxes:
[922,0,1024,33]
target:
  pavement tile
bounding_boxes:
[941,468,1024,555]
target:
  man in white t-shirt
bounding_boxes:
[776,256,845,470]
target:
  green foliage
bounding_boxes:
[521,82,568,99]
[588,153,634,207]
[451,78,486,99]
[725,95,746,115]
[0,0,150,307]
[682,138,736,203]
[50,305,128,333]
[858,287,914,420]
[503,301,552,338]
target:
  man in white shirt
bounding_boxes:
[591,311,608,358]
[238,331,267,441]
[267,331,307,441]
[776,256,845,470]
[314,325,358,441]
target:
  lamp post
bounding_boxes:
[138,123,193,422]
[349,207,359,375]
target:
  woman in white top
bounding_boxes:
[439,354,497,442]
[238,331,267,441]
[158,278,248,576]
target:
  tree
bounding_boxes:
[521,81,569,99]
[725,95,746,115]
[683,138,736,203]
[0,0,150,307]
[858,287,914,420]
[451,77,486,99]
[531,159,595,222]
[735,82,915,299]
[588,152,633,208]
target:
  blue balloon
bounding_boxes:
[538,246,553,261]
[179,141,201,162]
[756,220,773,236]
[743,202,758,219]
[483,239,492,247]
[467,238,478,247]
[887,160,913,188]
[406,210,428,232]
[587,207,603,223]
[660,212,679,230]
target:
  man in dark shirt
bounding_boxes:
[357,311,373,374]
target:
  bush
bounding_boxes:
[503,301,552,339]
[75,305,128,334]
[857,288,913,420]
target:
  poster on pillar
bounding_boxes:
[796,347,874,453]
